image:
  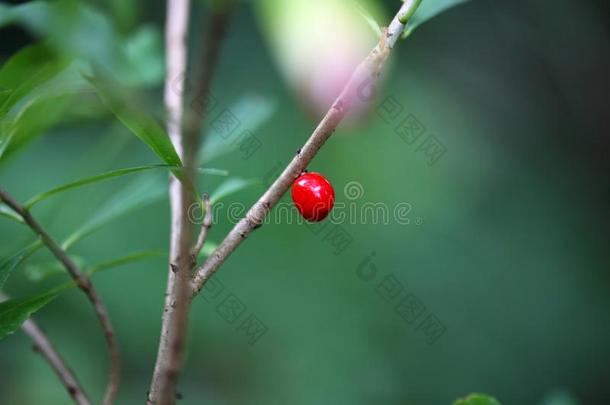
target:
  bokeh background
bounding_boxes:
[1,0,609,404]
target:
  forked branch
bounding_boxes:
[191,194,213,258]
[148,1,233,404]
[192,0,422,293]
[0,189,119,405]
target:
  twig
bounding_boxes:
[183,2,233,169]
[0,189,119,405]
[191,0,422,293]
[24,319,93,404]
[0,292,91,405]
[148,1,232,404]
[191,194,213,258]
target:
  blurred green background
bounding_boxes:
[1,0,609,404]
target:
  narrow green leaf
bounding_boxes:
[0,44,53,102]
[0,44,70,118]
[0,248,166,339]
[24,164,174,209]
[24,250,163,282]
[0,241,43,289]
[106,0,139,31]
[403,0,470,38]
[0,286,66,340]
[24,164,221,251]
[24,255,85,282]
[87,73,200,201]
[0,58,70,118]
[355,2,382,37]
[0,204,23,223]
[85,75,183,169]
[198,168,229,177]
[120,25,165,87]
[62,174,167,250]
[0,45,79,160]
[0,1,165,88]
[0,256,25,289]
[0,1,52,34]
[22,163,226,209]
[24,241,216,283]
[0,247,168,339]
[0,93,72,160]
[200,93,275,163]
[210,177,259,204]
[453,393,502,405]
[88,250,166,275]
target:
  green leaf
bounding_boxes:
[355,2,382,37]
[0,44,70,118]
[62,174,167,250]
[0,255,27,289]
[88,245,216,275]
[453,393,502,405]
[0,44,78,160]
[0,1,164,88]
[200,93,276,163]
[106,0,139,32]
[24,250,163,282]
[198,168,229,177]
[210,177,259,204]
[0,249,166,339]
[24,255,85,282]
[0,249,165,339]
[403,0,470,38]
[84,75,183,170]
[24,164,175,209]
[0,93,72,161]
[0,1,52,34]
[0,204,23,224]
[88,250,166,275]
[0,287,65,340]
[0,241,43,289]
[119,25,165,87]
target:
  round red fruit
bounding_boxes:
[291,172,335,222]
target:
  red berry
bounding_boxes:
[291,172,335,222]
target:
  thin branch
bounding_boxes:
[0,189,119,405]
[183,2,233,168]
[0,292,91,405]
[191,0,421,293]
[24,319,93,404]
[148,1,232,404]
[191,194,213,258]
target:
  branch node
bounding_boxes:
[245,214,263,230]
[191,194,213,259]
[332,100,345,114]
